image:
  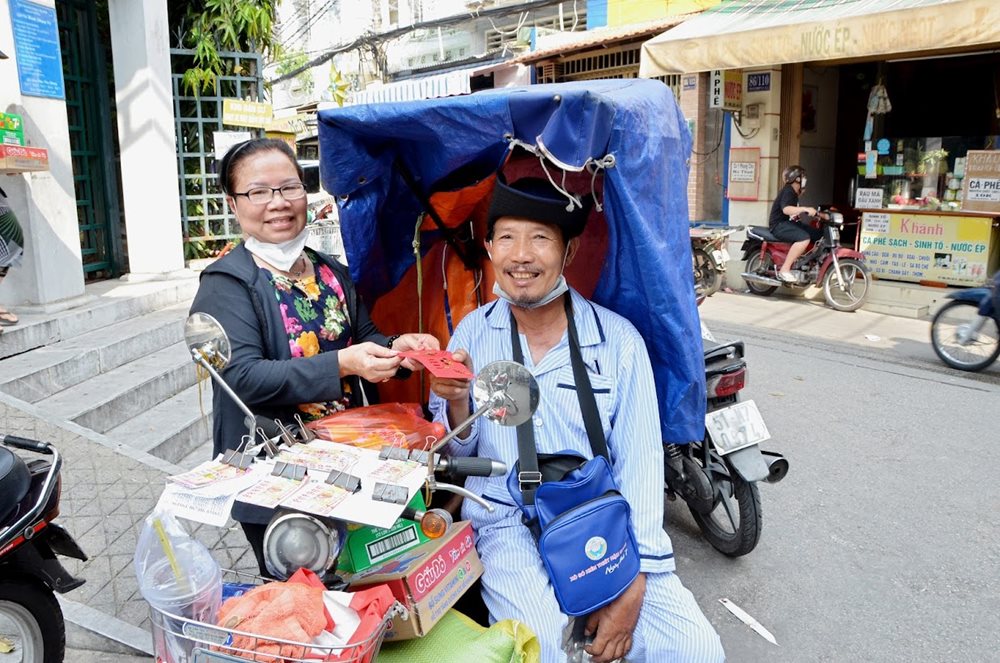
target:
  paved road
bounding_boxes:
[673,293,999,662]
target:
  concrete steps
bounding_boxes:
[863,280,951,319]
[0,277,198,360]
[36,341,196,434]
[104,383,213,464]
[0,302,189,403]
[0,275,215,467]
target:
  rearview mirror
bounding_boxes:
[184,312,231,370]
[472,360,539,427]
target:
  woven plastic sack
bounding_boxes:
[306,403,446,450]
[378,610,539,663]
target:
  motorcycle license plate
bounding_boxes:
[705,400,770,455]
[712,248,730,264]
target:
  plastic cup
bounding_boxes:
[140,541,222,662]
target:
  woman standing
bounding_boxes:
[189,139,439,571]
[0,184,25,330]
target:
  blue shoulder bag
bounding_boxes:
[506,295,640,617]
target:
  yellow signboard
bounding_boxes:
[222,99,273,128]
[709,69,742,112]
[265,114,310,135]
[859,212,996,286]
[607,0,721,26]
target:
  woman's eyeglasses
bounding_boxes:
[232,182,306,204]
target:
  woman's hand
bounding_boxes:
[389,333,441,371]
[338,342,402,382]
[428,349,474,434]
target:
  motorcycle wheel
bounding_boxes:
[687,441,762,557]
[744,253,778,296]
[0,579,65,663]
[930,300,1000,372]
[693,248,723,297]
[822,258,871,312]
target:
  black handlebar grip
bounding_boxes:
[252,416,285,439]
[443,456,506,478]
[1,435,51,453]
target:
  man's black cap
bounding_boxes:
[487,177,592,239]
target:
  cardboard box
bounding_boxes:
[346,521,482,640]
[337,492,431,574]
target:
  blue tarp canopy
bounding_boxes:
[318,79,705,443]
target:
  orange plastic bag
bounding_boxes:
[306,403,445,450]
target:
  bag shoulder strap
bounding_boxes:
[510,294,609,504]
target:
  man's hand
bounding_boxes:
[338,342,401,382]
[584,573,646,663]
[428,349,474,435]
[389,333,441,371]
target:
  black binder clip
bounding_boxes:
[378,446,411,462]
[220,449,254,470]
[372,482,409,505]
[273,419,298,448]
[293,413,316,442]
[408,449,431,465]
[271,461,307,481]
[325,468,362,493]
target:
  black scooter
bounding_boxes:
[930,272,1000,372]
[0,435,87,663]
[665,320,788,557]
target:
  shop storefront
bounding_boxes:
[640,0,1000,295]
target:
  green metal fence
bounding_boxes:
[171,49,263,257]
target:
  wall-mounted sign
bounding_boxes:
[0,144,49,172]
[727,147,760,201]
[212,131,253,160]
[746,71,770,93]
[855,187,884,209]
[961,151,1000,213]
[682,75,697,91]
[860,211,994,286]
[710,69,742,112]
[222,99,273,128]
[9,0,66,100]
[0,113,25,146]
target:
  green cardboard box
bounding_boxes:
[337,491,431,574]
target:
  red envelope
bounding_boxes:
[397,349,474,379]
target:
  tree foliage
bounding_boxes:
[168,0,280,94]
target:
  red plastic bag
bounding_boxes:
[306,403,445,450]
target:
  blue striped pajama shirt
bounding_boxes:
[429,289,724,662]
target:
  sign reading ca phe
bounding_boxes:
[710,70,743,112]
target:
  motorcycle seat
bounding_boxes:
[0,447,31,525]
[747,226,780,243]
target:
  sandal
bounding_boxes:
[0,308,18,326]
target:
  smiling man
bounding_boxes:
[429,177,723,663]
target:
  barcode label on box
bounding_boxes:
[367,525,419,562]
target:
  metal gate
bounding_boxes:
[171,49,263,258]
[56,0,123,278]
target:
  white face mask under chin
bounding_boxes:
[244,227,310,272]
[493,275,569,310]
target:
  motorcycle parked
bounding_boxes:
[0,435,87,663]
[691,226,739,297]
[741,210,872,312]
[930,273,1000,371]
[665,321,788,557]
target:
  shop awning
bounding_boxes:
[640,0,1000,75]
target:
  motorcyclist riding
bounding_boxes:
[768,165,823,282]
